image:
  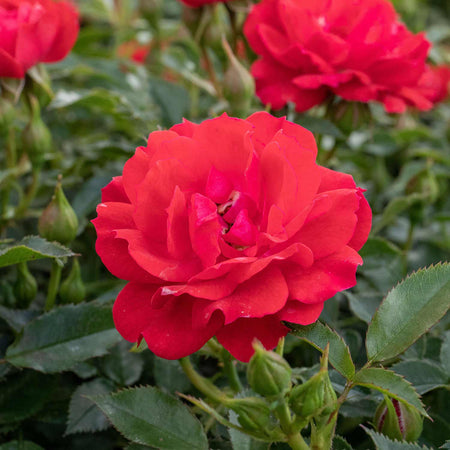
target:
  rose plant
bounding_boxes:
[244,0,448,113]
[93,112,371,362]
[0,0,79,78]
[0,1,449,449]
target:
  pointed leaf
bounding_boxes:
[363,426,433,449]
[354,368,427,416]
[229,410,270,450]
[288,322,355,380]
[6,302,121,372]
[391,360,448,394]
[66,378,114,435]
[90,386,208,450]
[332,436,354,450]
[0,236,75,268]
[366,264,450,363]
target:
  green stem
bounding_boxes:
[45,260,62,311]
[15,169,40,218]
[275,400,310,450]
[287,432,310,450]
[179,356,228,403]
[1,127,16,224]
[221,348,243,393]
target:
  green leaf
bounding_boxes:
[332,436,354,450]
[295,114,344,138]
[358,238,405,294]
[372,193,425,234]
[288,322,355,380]
[363,426,433,449]
[346,292,381,324]
[353,368,427,416]
[0,305,39,334]
[440,331,450,376]
[6,302,121,372]
[0,371,56,424]
[0,441,44,450]
[149,77,190,128]
[101,341,144,386]
[0,236,75,268]
[366,264,450,363]
[66,378,114,435]
[90,386,208,450]
[391,360,448,394]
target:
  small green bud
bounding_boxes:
[222,38,255,117]
[13,262,37,308]
[226,397,271,432]
[60,258,85,304]
[22,95,52,168]
[38,176,78,245]
[201,5,230,54]
[247,341,292,398]
[374,397,423,443]
[289,347,337,420]
[406,169,439,204]
[330,100,371,135]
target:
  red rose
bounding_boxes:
[244,0,437,113]
[0,0,79,79]
[180,0,228,7]
[93,113,371,362]
[417,65,450,105]
[117,41,151,65]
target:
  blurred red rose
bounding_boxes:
[93,112,371,362]
[180,0,228,7]
[0,0,79,78]
[117,40,151,65]
[417,65,450,104]
[244,0,441,113]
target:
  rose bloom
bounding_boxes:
[117,40,151,65]
[180,0,228,7]
[417,65,450,104]
[0,0,79,79]
[93,113,371,362]
[244,0,443,113]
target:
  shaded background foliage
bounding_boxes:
[0,0,449,449]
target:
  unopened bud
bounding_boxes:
[201,5,230,54]
[22,95,52,168]
[38,176,78,245]
[330,100,371,135]
[406,169,439,204]
[60,258,85,304]
[374,397,423,443]
[289,346,337,420]
[13,262,37,308]
[222,38,254,117]
[226,397,271,432]
[247,341,292,398]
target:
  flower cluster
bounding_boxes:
[93,113,371,361]
[244,0,448,113]
[0,0,79,79]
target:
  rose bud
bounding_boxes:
[39,177,78,245]
[14,262,37,308]
[374,397,423,442]
[329,101,371,135]
[60,258,85,304]
[222,38,255,117]
[226,397,271,432]
[289,348,337,420]
[21,96,52,168]
[247,341,292,397]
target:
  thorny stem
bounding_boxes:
[221,348,243,393]
[275,399,310,450]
